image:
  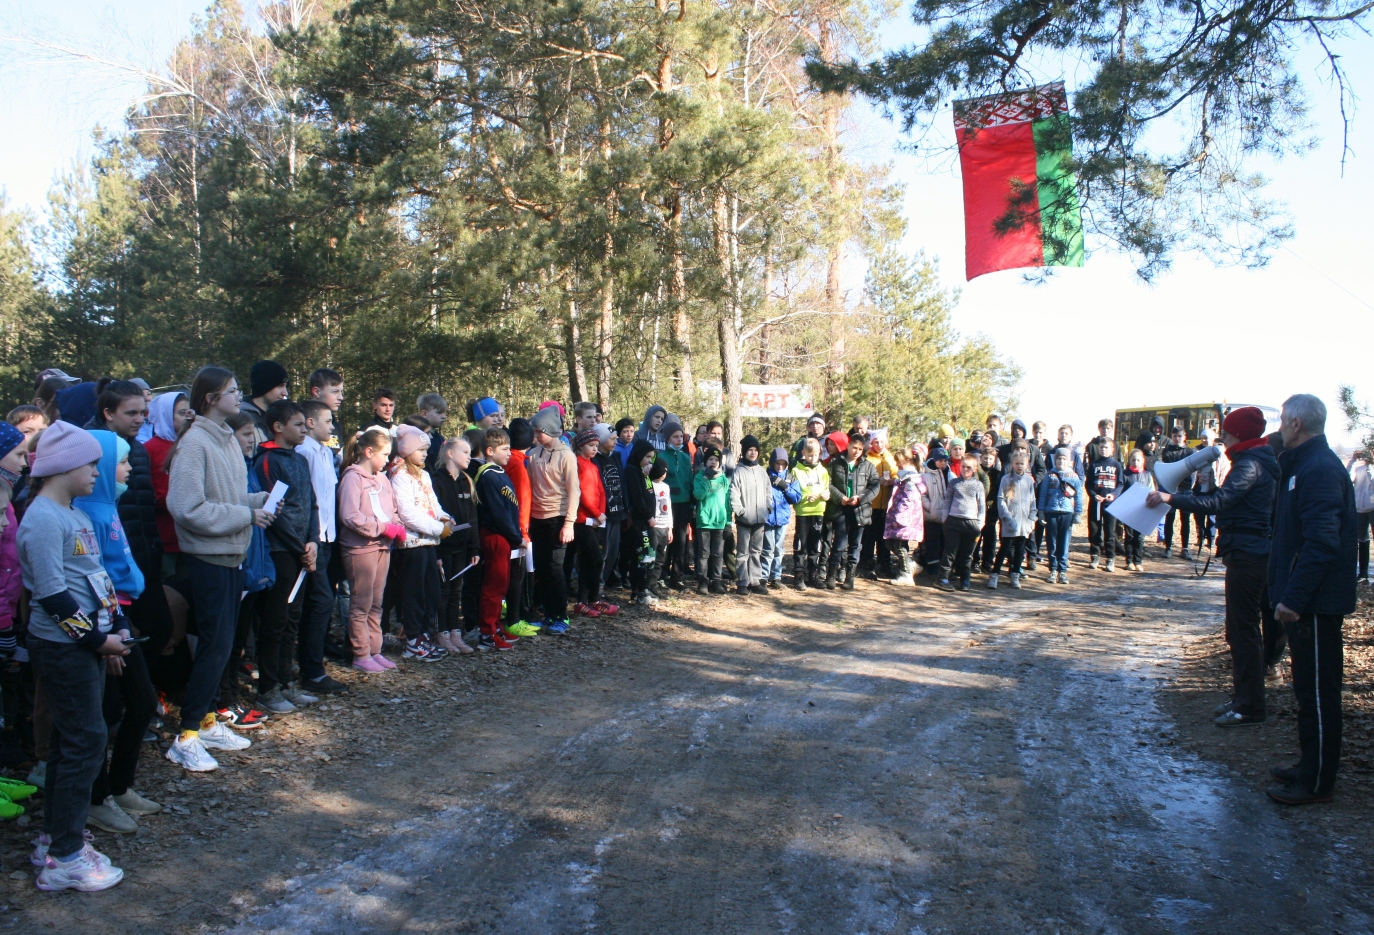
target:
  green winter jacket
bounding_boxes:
[692,469,731,530]
[659,446,694,504]
[793,462,830,517]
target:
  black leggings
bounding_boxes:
[573,524,605,603]
[91,645,155,801]
[992,536,1027,574]
[395,546,442,640]
[530,517,570,621]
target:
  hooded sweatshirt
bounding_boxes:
[624,439,657,531]
[793,458,829,518]
[72,431,145,599]
[527,436,580,531]
[730,445,772,526]
[693,462,731,530]
[338,463,402,553]
[766,449,803,527]
[145,393,183,554]
[635,405,668,451]
[658,439,694,504]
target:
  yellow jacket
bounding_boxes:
[867,451,900,510]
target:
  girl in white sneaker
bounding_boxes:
[17,421,129,891]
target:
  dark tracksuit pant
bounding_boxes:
[91,645,155,803]
[30,637,106,860]
[530,517,570,622]
[256,551,306,694]
[1286,612,1344,795]
[1087,499,1117,559]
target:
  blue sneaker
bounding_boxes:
[544,618,570,635]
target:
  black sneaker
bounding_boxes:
[749,584,769,596]
[1266,782,1333,805]
[307,674,348,695]
[1214,710,1266,728]
[477,634,497,652]
[1270,763,1299,784]
[709,581,727,595]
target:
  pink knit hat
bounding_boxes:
[30,421,104,478]
[395,424,430,459]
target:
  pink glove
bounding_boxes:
[384,523,407,543]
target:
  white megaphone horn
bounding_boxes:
[1152,444,1222,494]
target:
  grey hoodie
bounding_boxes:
[730,457,772,525]
[997,471,1038,538]
[635,405,667,450]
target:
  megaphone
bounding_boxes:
[1152,444,1222,494]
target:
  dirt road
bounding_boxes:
[5,554,1371,934]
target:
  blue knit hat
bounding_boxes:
[0,422,22,461]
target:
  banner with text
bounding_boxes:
[696,382,814,418]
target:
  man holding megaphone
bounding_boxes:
[1147,407,1279,729]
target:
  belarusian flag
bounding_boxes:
[954,82,1084,280]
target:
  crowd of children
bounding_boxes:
[1,365,1213,892]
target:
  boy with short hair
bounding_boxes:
[1159,426,1194,559]
[1085,436,1124,571]
[296,399,345,695]
[362,389,398,458]
[825,432,880,590]
[417,393,448,473]
[308,368,344,415]
[730,435,772,595]
[647,459,674,598]
[252,401,320,712]
[572,402,599,435]
[613,418,636,468]
[474,429,522,651]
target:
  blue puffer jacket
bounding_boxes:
[1168,442,1278,558]
[766,468,803,527]
[1267,434,1357,615]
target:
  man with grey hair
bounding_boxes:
[1265,393,1357,805]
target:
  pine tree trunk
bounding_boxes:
[715,190,742,447]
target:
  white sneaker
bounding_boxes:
[112,789,162,815]
[166,734,219,772]
[1009,573,1022,589]
[1059,573,1070,585]
[31,830,101,868]
[1047,571,1059,584]
[86,797,138,834]
[987,573,999,590]
[36,844,124,892]
[199,721,251,752]
[1105,558,1115,572]
[1089,558,1100,570]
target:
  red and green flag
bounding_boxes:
[954,82,1084,281]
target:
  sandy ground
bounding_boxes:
[2,539,1370,934]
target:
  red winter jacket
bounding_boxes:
[575,454,607,526]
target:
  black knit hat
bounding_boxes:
[507,417,534,451]
[250,360,288,398]
[740,434,761,456]
[649,458,669,481]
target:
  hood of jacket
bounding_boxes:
[58,382,99,428]
[626,439,657,474]
[149,392,184,443]
[635,405,667,443]
[72,430,145,597]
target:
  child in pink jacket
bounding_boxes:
[883,450,926,586]
[338,428,406,673]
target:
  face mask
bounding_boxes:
[114,481,129,499]
[0,465,20,486]
[670,442,682,451]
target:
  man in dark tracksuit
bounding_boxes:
[1265,395,1357,805]
[1151,407,1278,726]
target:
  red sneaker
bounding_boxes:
[593,600,619,616]
[573,602,601,618]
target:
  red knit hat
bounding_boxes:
[826,431,851,455]
[1222,406,1266,442]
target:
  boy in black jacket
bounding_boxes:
[433,437,479,653]
[1085,437,1124,571]
[251,401,319,712]
[1159,427,1194,559]
[474,429,523,651]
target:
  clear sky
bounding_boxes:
[1,1,1369,447]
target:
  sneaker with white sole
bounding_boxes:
[1009,573,1021,589]
[199,721,251,751]
[111,789,161,815]
[36,844,123,892]
[1089,557,1100,570]
[165,734,219,772]
[31,831,101,868]
[1047,571,1059,584]
[402,638,442,661]
[86,797,138,834]
[987,573,999,590]
[1105,558,1115,572]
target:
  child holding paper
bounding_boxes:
[1120,447,1155,571]
[390,425,453,661]
[433,437,479,655]
[250,401,320,712]
[338,429,405,672]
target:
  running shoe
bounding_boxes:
[165,734,219,772]
[31,830,101,868]
[402,638,443,662]
[572,602,601,618]
[593,600,620,616]
[217,704,269,730]
[199,721,251,751]
[544,618,571,635]
[0,777,38,801]
[504,621,540,638]
[36,845,123,892]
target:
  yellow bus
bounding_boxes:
[1114,402,1281,452]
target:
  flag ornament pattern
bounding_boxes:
[954,82,1084,280]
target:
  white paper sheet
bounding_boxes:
[524,547,535,573]
[287,568,308,602]
[1105,483,1169,535]
[450,522,471,532]
[449,561,477,581]
[263,480,289,514]
[510,548,522,559]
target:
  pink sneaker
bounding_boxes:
[353,656,384,673]
[372,654,397,670]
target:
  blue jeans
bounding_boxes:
[182,556,245,731]
[761,524,787,582]
[1045,512,1074,573]
[30,637,106,860]
[299,542,334,682]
